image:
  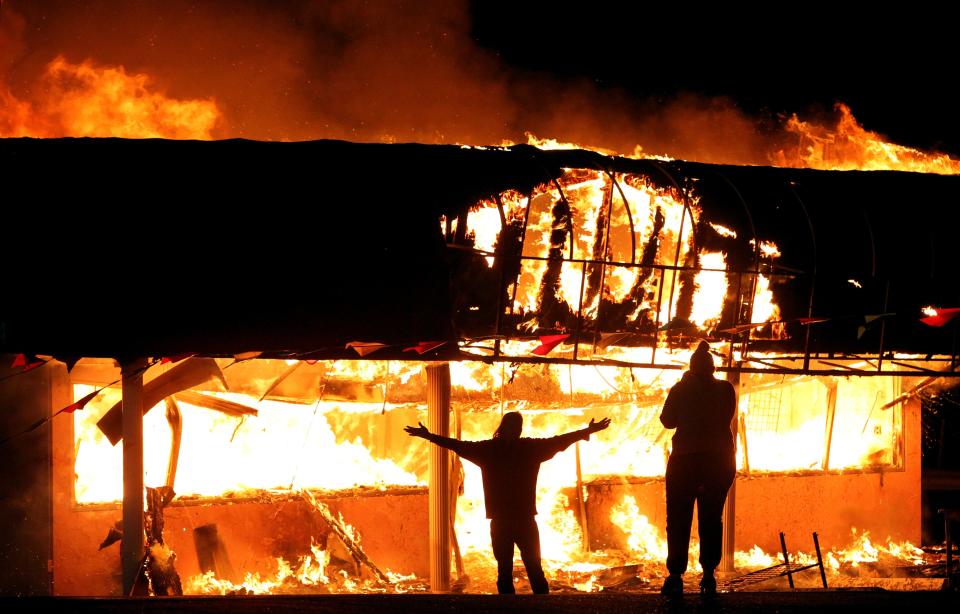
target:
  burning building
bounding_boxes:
[1,136,959,597]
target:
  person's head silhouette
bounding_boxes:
[493,411,523,440]
[689,340,715,376]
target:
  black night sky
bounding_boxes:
[469,2,959,155]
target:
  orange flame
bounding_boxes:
[1,57,220,139]
[774,103,960,175]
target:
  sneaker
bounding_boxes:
[660,574,683,596]
[700,572,717,595]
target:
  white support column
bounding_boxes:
[121,358,147,594]
[426,363,451,592]
[720,368,740,573]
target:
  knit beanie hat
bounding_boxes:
[690,341,715,375]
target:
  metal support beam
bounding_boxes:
[121,358,147,595]
[426,363,451,593]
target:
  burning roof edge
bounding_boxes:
[2,137,958,361]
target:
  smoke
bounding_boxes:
[0,0,933,168]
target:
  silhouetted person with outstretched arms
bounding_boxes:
[405,412,611,594]
[659,341,736,596]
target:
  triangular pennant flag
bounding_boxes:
[233,351,263,361]
[403,341,446,355]
[864,313,895,325]
[797,317,830,325]
[11,354,27,368]
[597,332,630,349]
[161,352,195,365]
[532,334,570,356]
[920,307,960,328]
[718,322,768,334]
[21,355,45,373]
[304,359,319,365]
[346,342,387,357]
[60,388,103,414]
[858,313,896,339]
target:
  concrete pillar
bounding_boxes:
[426,363,451,592]
[121,358,147,594]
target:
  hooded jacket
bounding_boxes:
[660,371,736,456]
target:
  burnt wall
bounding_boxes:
[0,358,55,595]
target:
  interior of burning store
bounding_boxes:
[2,138,959,596]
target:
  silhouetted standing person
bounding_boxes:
[659,341,736,595]
[406,412,611,594]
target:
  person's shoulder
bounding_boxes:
[714,378,736,399]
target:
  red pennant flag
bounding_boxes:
[161,353,195,364]
[532,334,570,356]
[60,389,102,414]
[22,359,45,373]
[346,342,387,357]
[403,341,446,355]
[12,354,45,372]
[920,307,960,328]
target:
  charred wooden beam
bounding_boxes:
[98,358,226,445]
[583,183,612,311]
[144,486,182,596]
[671,243,699,331]
[164,398,182,490]
[301,489,390,584]
[174,390,258,418]
[193,524,238,584]
[536,197,574,329]
[628,207,666,327]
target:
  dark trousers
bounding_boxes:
[490,516,549,594]
[665,451,736,575]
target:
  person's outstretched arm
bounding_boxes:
[404,422,483,462]
[538,417,611,460]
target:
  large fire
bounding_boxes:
[774,103,960,175]
[1,57,220,139]
[1,53,958,174]
[5,14,948,595]
[69,352,927,595]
